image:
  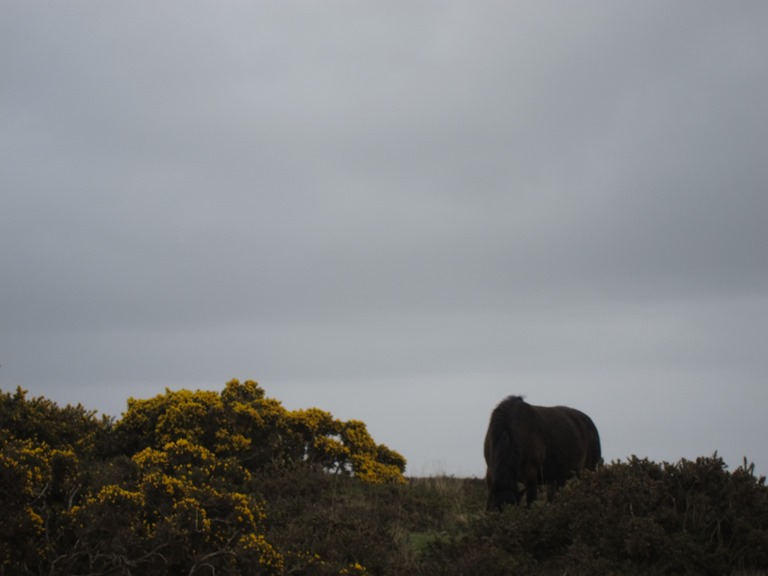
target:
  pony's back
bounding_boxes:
[539,406,601,484]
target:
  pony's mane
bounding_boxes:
[487,396,527,422]
[499,395,526,407]
[486,394,529,506]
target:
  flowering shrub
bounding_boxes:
[1,381,408,574]
[60,435,283,575]
[0,436,76,566]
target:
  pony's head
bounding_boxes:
[484,396,528,510]
[485,457,527,510]
[486,484,525,511]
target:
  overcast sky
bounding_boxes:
[2,1,767,478]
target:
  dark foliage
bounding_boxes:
[418,456,768,576]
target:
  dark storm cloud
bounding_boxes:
[1,1,766,475]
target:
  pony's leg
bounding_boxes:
[546,482,556,501]
[525,482,538,507]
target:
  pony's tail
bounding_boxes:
[586,416,602,469]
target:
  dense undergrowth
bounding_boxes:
[2,382,767,575]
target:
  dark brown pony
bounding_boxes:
[484,396,601,510]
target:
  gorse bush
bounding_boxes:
[0,381,405,575]
[2,382,767,575]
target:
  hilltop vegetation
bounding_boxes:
[2,381,767,575]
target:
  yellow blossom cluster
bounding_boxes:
[115,379,406,483]
[339,561,371,575]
